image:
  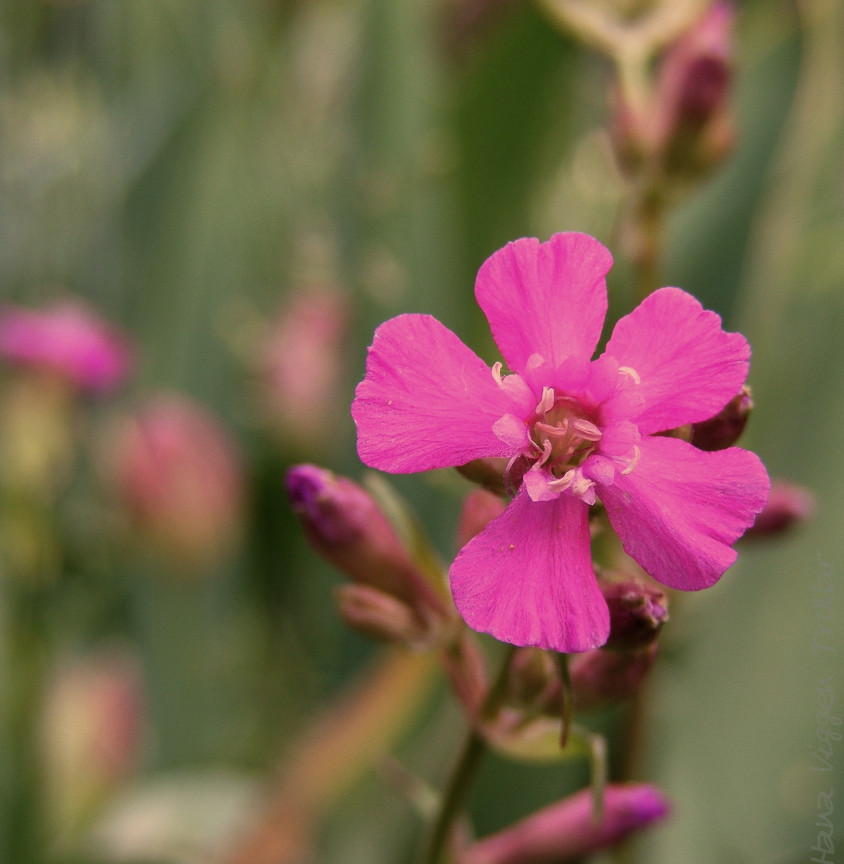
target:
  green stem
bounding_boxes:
[420,727,487,864]
[629,185,666,304]
[420,644,516,864]
[2,585,49,864]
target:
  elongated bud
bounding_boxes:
[459,783,670,864]
[257,287,348,453]
[107,395,244,569]
[286,465,446,617]
[745,480,814,538]
[335,584,430,645]
[690,386,752,451]
[601,577,669,651]
[570,644,659,712]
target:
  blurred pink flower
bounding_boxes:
[0,300,131,394]
[353,233,769,653]
[109,394,244,567]
[459,783,670,864]
[42,651,144,833]
[259,288,347,450]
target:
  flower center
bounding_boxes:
[529,387,602,478]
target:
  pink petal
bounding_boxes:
[450,489,610,652]
[598,435,770,590]
[352,314,515,473]
[475,233,613,373]
[602,287,750,434]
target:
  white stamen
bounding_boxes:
[620,445,641,475]
[535,386,555,416]
[491,362,504,387]
[547,469,576,493]
[619,366,641,385]
[571,418,603,441]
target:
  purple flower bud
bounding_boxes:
[570,644,658,712]
[459,783,670,864]
[745,480,815,538]
[286,465,447,617]
[690,386,752,451]
[601,577,669,651]
[0,301,131,394]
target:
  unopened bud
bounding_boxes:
[286,465,446,617]
[601,577,669,651]
[570,643,658,712]
[335,584,431,645]
[655,1,735,179]
[456,457,509,497]
[745,480,815,538]
[107,395,244,569]
[504,648,559,713]
[257,287,348,453]
[459,783,670,864]
[690,386,752,451]
[442,631,489,719]
[456,489,507,549]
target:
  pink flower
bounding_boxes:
[107,394,244,567]
[352,233,769,652]
[0,301,131,394]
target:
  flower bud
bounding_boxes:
[456,489,507,549]
[459,783,670,864]
[655,1,735,179]
[570,643,659,712]
[286,465,447,618]
[690,386,752,451]
[0,300,131,394]
[106,395,244,569]
[745,480,815,538]
[256,287,348,453]
[41,651,144,836]
[503,648,559,714]
[600,577,669,651]
[456,457,510,497]
[335,584,430,645]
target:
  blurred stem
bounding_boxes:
[420,644,516,864]
[627,184,666,303]
[3,584,49,864]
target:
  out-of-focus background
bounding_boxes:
[0,1,842,862]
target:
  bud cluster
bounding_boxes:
[287,466,675,859]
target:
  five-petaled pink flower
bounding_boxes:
[352,233,769,653]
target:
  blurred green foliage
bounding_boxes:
[0,0,842,862]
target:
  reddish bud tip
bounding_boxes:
[287,465,447,619]
[745,480,815,538]
[690,386,752,451]
[601,577,669,652]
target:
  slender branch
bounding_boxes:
[420,644,516,864]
